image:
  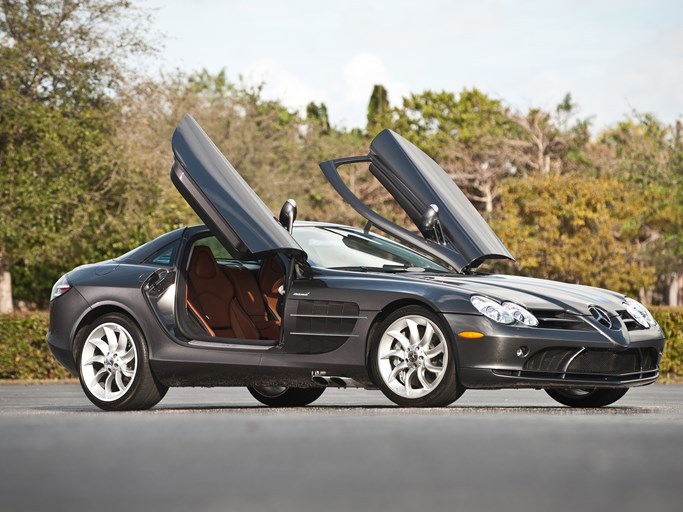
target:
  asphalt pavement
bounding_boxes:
[1,383,682,512]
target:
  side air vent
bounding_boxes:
[288,300,363,354]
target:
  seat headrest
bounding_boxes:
[259,255,284,288]
[190,246,217,279]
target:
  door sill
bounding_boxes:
[188,339,277,350]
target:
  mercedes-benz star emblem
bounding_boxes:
[589,305,613,329]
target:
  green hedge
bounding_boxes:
[0,308,682,382]
[651,307,683,381]
[0,312,70,380]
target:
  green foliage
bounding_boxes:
[0,312,70,380]
[596,114,683,300]
[366,84,391,137]
[491,175,655,296]
[394,88,519,158]
[0,0,155,309]
[306,102,330,134]
[652,307,683,381]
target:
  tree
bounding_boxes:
[597,114,683,305]
[491,175,656,300]
[366,84,391,137]
[0,0,153,312]
[394,88,524,213]
[306,101,330,134]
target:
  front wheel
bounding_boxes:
[545,387,628,408]
[247,386,325,407]
[76,313,168,411]
[370,306,463,407]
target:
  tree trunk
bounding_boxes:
[0,267,13,314]
[484,183,493,213]
[669,272,681,307]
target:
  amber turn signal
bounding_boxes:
[458,331,484,339]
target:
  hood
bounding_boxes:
[414,273,662,347]
[425,274,627,315]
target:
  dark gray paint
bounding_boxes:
[370,129,513,268]
[170,114,305,260]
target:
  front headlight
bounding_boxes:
[470,296,538,326]
[50,274,71,301]
[623,297,656,328]
[502,302,539,326]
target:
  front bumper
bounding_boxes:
[46,287,92,376]
[443,313,666,389]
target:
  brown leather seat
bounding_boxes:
[223,267,279,340]
[187,245,262,340]
[259,255,284,324]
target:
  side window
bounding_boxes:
[190,236,262,270]
[145,241,179,266]
[193,237,235,262]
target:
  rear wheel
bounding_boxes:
[76,313,168,411]
[247,386,325,407]
[545,387,628,408]
[370,306,463,407]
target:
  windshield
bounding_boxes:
[292,226,449,273]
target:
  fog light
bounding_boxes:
[516,346,529,357]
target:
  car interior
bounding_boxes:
[184,238,285,342]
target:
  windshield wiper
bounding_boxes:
[382,264,425,273]
[330,265,426,273]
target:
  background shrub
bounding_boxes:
[652,307,683,381]
[0,312,70,380]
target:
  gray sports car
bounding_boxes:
[47,115,665,410]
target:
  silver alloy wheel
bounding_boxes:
[80,322,138,402]
[377,315,448,399]
[252,386,289,398]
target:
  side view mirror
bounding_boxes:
[420,204,445,244]
[421,204,439,231]
[279,198,297,234]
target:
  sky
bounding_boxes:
[140,0,683,131]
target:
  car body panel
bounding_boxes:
[170,114,305,260]
[368,129,513,269]
[319,130,513,271]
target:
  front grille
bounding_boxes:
[531,310,593,331]
[524,348,572,371]
[524,347,659,374]
[567,348,657,373]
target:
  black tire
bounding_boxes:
[247,386,325,407]
[75,312,168,411]
[370,306,464,407]
[545,387,628,408]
